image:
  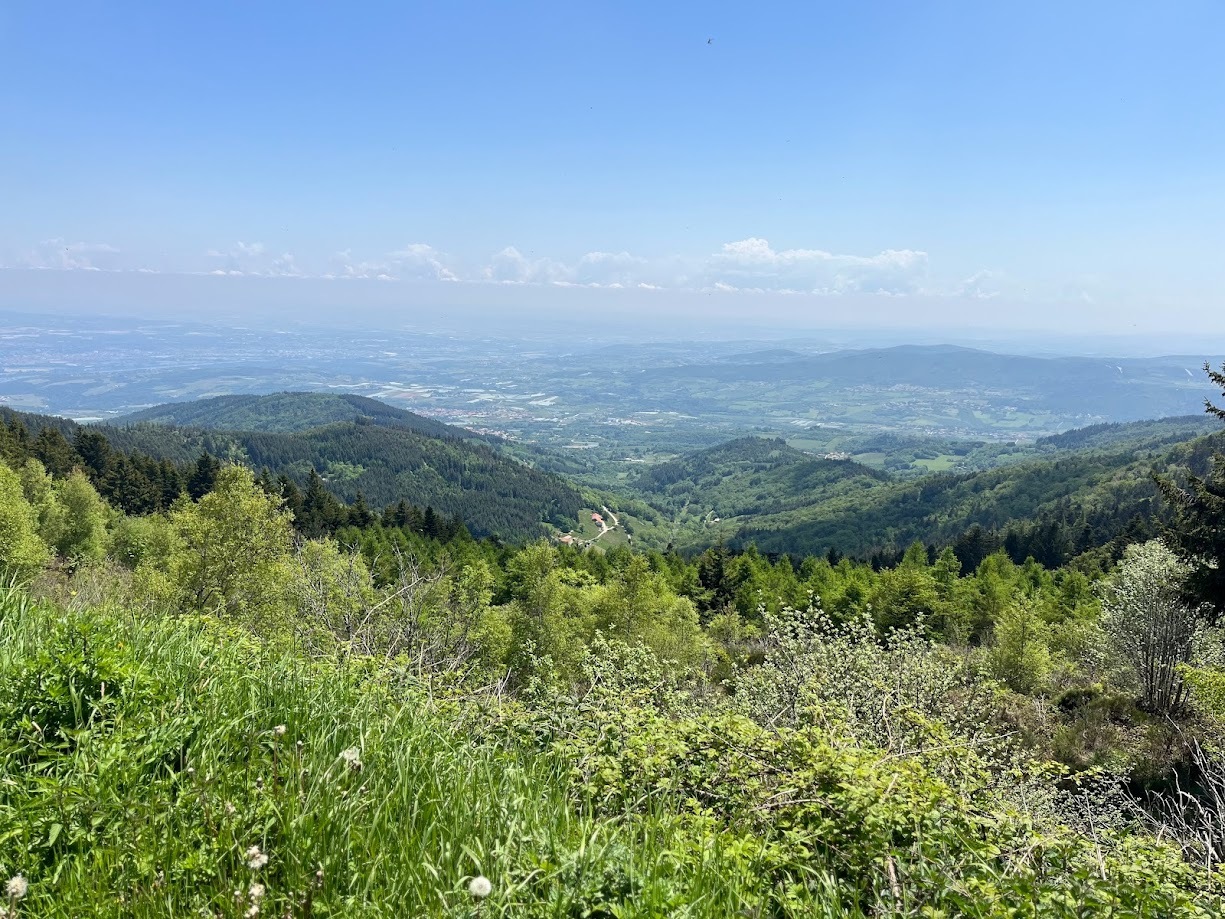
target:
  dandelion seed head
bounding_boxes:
[339,746,363,771]
[246,845,269,870]
[5,876,27,901]
[468,875,492,898]
[248,882,265,902]
[273,724,287,737]
[224,801,237,816]
[244,904,260,918]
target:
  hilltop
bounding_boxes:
[118,391,462,438]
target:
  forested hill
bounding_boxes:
[624,419,1225,568]
[1,405,584,541]
[731,430,1225,564]
[118,391,462,439]
[633,436,887,519]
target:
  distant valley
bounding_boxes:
[2,314,1213,478]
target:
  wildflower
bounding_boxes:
[273,724,287,737]
[224,801,237,816]
[468,876,492,899]
[245,905,260,918]
[246,845,269,870]
[339,746,363,772]
[248,882,265,902]
[5,875,27,901]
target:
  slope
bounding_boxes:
[734,431,1225,560]
[118,391,460,438]
[3,399,583,541]
[623,418,1225,562]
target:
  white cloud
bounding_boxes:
[481,247,572,284]
[955,270,1004,299]
[17,238,121,271]
[205,241,297,276]
[705,237,929,294]
[468,237,931,294]
[388,243,458,281]
[4,234,1002,303]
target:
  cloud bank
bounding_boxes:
[3,235,1005,299]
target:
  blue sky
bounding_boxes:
[2,1,1223,331]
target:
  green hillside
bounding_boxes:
[2,402,583,541]
[118,391,462,438]
[632,436,886,520]
[623,419,1225,563]
[735,432,1225,560]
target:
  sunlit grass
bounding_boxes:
[0,589,855,918]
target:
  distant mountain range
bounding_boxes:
[638,345,1212,421]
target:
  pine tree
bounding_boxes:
[187,452,222,500]
[32,427,80,478]
[1158,361,1225,617]
[73,429,113,480]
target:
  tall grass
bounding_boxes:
[0,590,860,918]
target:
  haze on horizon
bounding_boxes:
[2,2,1222,335]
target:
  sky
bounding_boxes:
[2,1,1223,335]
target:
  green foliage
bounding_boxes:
[107,418,583,541]
[988,600,1054,695]
[10,393,1225,914]
[50,470,111,561]
[722,431,1225,565]
[514,636,1223,917]
[0,461,50,577]
[2,599,776,917]
[167,465,295,622]
[1158,362,1225,616]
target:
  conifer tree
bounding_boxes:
[1158,361,1225,617]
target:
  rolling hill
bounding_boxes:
[4,394,584,541]
[624,418,1225,563]
[118,391,461,438]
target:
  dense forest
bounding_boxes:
[0,405,584,542]
[4,369,1225,915]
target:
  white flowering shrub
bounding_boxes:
[1101,540,1209,715]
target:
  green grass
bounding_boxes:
[0,589,861,918]
[912,455,959,472]
[2,586,1220,917]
